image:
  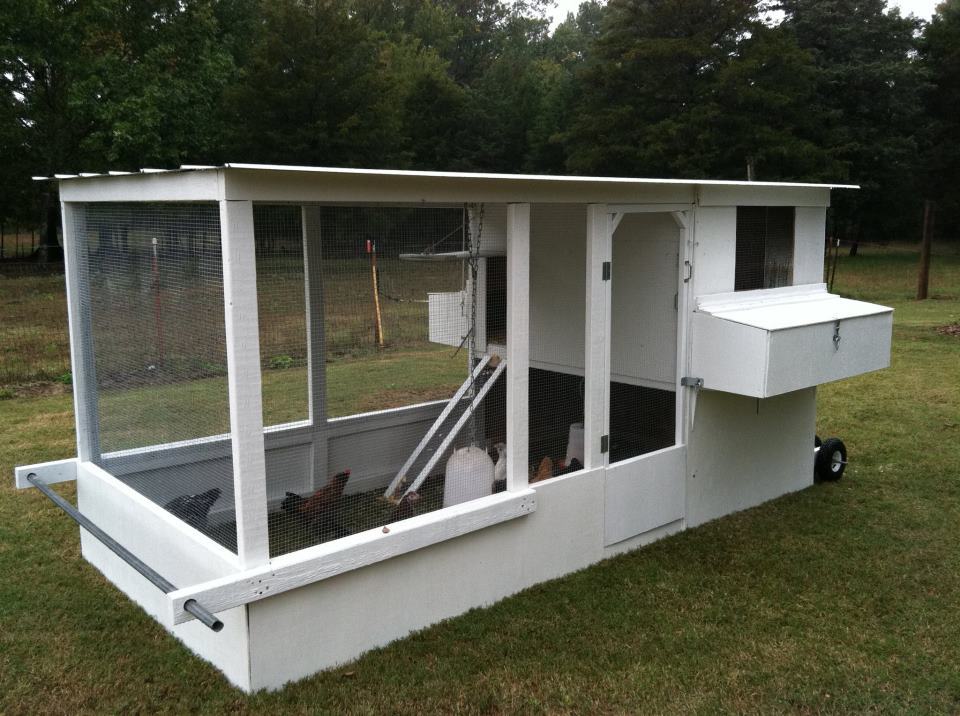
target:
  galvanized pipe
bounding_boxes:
[27,473,224,632]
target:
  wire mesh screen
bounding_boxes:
[735,206,795,291]
[254,205,308,426]
[609,213,678,463]
[528,204,586,482]
[266,204,508,556]
[76,202,237,551]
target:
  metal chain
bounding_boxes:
[465,202,484,447]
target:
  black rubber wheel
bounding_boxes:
[815,437,847,482]
[815,435,822,448]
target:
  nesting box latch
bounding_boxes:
[833,320,842,351]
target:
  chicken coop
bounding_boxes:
[15,165,893,691]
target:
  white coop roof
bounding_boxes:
[696,285,892,331]
[41,164,858,206]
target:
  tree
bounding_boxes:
[779,0,928,246]
[921,0,960,238]
[564,0,760,177]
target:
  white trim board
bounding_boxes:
[168,488,537,625]
[14,457,78,489]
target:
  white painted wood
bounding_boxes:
[74,461,250,691]
[529,204,586,371]
[604,444,686,546]
[690,311,772,397]
[79,461,243,565]
[168,489,537,624]
[698,184,832,207]
[765,313,893,395]
[506,203,530,492]
[675,210,694,444]
[221,164,854,189]
[428,291,468,346]
[55,165,854,205]
[402,358,507,496]
[224,169,699,205]
[302,205,328,492]
[610,213,680,387]
[584,205,611,469]
[697,282,828,312]
[794,207,827,285]
[384,355,492,498]
[14,457,78,489]
[686,389,816,527]
[243,468,604,690]
[220,199,270,567]
[61,202,100,462]
[692,291,893,398]
[702,292,892,330]
[608,203,695,214]
[692,207,737,295]
[57,169,223,203]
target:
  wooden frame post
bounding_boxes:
[61,202,101,462]
[220,199,270,567]
[302,206,329,491]
[584,204,611,469]
[506,203,530,491]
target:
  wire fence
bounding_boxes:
[0,226,41,260]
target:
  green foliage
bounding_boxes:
[778,0,929,241]
[1,0,959,238]
[921,0,960,234]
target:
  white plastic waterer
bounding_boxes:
[565,423,585,466]
[444,446,495,507]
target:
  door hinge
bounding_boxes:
[681,376,703,389]
[600,434,609,453]
[602,261,611,281]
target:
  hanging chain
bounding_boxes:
[465,202,484,448]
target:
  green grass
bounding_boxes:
[1,247,959,712]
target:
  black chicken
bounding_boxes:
[164,487,221,530]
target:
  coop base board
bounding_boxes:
[62,388,815,693]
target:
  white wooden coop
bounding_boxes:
[15,166,893,691]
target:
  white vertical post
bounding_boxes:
[61,202,100,462]
[672,210,692,445]
[220,199,270,567]
[506,203,530,492]
[302,205,328,491]
[584,204,611,469]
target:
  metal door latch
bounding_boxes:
[833,320,841,351]
[681,376,703,389]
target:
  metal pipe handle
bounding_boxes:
[27,473,224,632]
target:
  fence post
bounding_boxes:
[917,200,934,300]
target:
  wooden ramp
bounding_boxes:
[384,355,506,501]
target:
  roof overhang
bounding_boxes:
[43,164,858,206]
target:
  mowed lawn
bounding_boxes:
[1,247,959,713]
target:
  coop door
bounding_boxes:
[603,213,685,546]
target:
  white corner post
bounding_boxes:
[302,206,328,492]
[61,201,101,462]
[220,199,270,568]
[584,204,611,469]
[506,203,530,492]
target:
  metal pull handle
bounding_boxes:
[833,320,841,351]
[27,473,223,632]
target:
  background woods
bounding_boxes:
[1,0,959,243]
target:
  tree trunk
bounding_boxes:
[33,191,63,263]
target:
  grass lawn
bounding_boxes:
[1,246,959,712]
